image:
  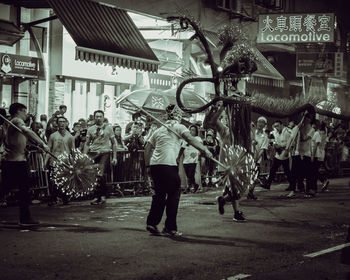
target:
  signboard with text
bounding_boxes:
[0,52,40,77]
[257,13,335,44]
[296,52,343,77]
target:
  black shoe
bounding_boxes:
[90,198,106,205]
[19,219,40,226]
[146,225,161,236]
[162,228,183,237]
[90,198,101,205]
[193,184,199,193]
[247,191,258,200]
[261,183,270,190]
[233,211,246,222]
[217,196,225,215]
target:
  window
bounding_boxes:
[215,0,237,12]
[255,0,283,10]
[29,26,47,53]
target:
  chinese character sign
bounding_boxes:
[257,13,334,43]
[296,52,343,77]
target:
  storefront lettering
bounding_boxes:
[14,59,36,69]
[260,32,331,43]
[258,13,334,44]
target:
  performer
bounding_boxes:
[46,116,75,205]
[144,105,212,236]
[311,122,329,192]
[1,103,49,225]
[261,120,292,190]
[178,124,202,193]
[248,116,269,199]
[83,110,117,205]
[286,110,315,198]
[204,104,247,222]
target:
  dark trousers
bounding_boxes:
[302,156,314,193]
[1,161,31,220]
[89,152,110,199]
[183,163,197,188]
[310,159,323,192]
[266,157,291,187]
[289,156,305,191]
[147,165,181,231]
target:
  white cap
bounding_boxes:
[257,116,267,123]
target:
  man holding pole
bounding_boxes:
[1,102,49,225]
[144,104,212,236]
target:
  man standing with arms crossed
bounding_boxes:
[84,110,117,205]
[1,103,49,225]
[144,105,212,236]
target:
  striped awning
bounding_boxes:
[47,0,159,72]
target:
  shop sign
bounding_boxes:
[148,73,173,90]
[257,13,335,44]
[296,52,343,77]
[0,52,40,77]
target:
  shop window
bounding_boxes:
[30,26,47,53]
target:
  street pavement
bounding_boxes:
[0,178,350,280]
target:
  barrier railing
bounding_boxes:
[3,144,349,200]
[106,150,149,196]
[27,150,50,195]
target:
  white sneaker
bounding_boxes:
[286,191,295,198]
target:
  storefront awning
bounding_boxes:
[152,49,183,71]
[0,19,24,46]
[47,0,159,72]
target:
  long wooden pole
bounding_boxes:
[0,114,71,169]
[125,98,227,169]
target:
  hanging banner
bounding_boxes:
[257,13,335,44]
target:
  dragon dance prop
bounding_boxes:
[125,98,227,170]
[50,149,99,198]
[0,114,98,197]
[168,16,350,121]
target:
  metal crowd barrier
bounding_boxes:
[27,150,50,195]
[106,150,149,196]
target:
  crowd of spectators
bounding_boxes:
[1,103,350,206]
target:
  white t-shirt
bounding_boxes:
[299,126,315,157]
[252,129,268,163]
[148,120,189,166]
[182,136,202,164]
[272,127,290,160]
[312,130,328,161]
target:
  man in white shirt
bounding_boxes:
[287,110,316,197]
[248,116,269,199]
[261,120,292,190]
[298,112,316,197]
[144,105,212,237]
